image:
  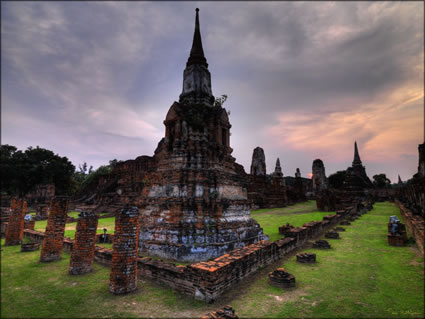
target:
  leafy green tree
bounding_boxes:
[373,174,391,188]
[328,170,347,189]
[80,165,112,190]
[0,144,75,196]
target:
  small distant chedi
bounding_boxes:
[79,9,267,262]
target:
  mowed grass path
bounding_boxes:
[251,200,336,241]
[1,202,423,318]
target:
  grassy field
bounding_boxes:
[251,200,336,241]
[34,216,116,240]
[1,201,423,318]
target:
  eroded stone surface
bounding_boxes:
[109,206,139,294]
[202,305,238,319]
[40,197,69,262]
[250,147,266,176]
[69,211,98,275]
[296,252,316,263]
[5,199,26,246]
[325,231,340,239]
[269,268,296,288]
[312,239,331,249]
[21,242,40,252]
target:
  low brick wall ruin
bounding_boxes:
[23,200,369,302]
[395,200,424,256]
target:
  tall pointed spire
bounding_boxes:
[180,8,213,106]
[187,8,208,67]
[352,141,362,166]
[272,158,283,177]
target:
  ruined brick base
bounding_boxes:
[387,234,407,246]
[21,242,40,252]
[202,305,238,319]
[312,239,331,249]
[325,231,340,239]
[296,252,316,263]
[269,268,296,288]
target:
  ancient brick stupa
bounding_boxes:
[135,9,267,261]
[343,141,373,190]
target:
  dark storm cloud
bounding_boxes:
[2,1,423,182]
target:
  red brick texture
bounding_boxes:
[109,206,139,294]
[5,199,26,246]
[40,197,69,262]
[69,211,99,275]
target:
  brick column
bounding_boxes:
[109,206,139,295]
[69,211,99,275]
[5,199,26,246]
[24,220,35,230]
[40,197,69,262]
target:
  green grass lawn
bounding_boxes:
[2,201,423,318]
[34,216,116,240]
[252,200,336,241]
[231,202,424,318]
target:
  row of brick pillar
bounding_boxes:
[4,197,140,295]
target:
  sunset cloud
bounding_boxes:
[2,1,423,182]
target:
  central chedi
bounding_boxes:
[137,9,267,261]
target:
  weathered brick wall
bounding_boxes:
[69,211,99,275]
[35,204,49,220]
[396,200,424,256]
[24,220,35,230]
[24,200,367,302]
[5,199,26,246]
[109,206,139,294]
[40,197,69,262]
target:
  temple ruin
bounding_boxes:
[76,9,267,262]
[245,148,288,208]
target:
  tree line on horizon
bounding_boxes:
[1,143,400,199]
[0,144,120,198]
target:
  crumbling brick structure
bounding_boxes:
[35,204,49,220]
[313,159,337,211]
[40,197,69,262]
[250,147,266,176]
[5,199,26,246]
[286,168,307,203]
[246,149,288,208]
[269,268,296,288]
[296,252,316,263]
[109,206,139,294]
[24,219,35,230]
[202,306,239,319]
[316,142,374,211]
[69,211,99,275]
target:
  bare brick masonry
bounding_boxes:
[40,197,69,262]
[5,199,26,246]
[109,206,139,294]
[69,211,99,275]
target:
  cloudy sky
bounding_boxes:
[2,1,424,182]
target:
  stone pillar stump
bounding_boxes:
[5,199,26,246]
[40,197,69,262]
[69,211,98,275]
[109,206,139,295]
